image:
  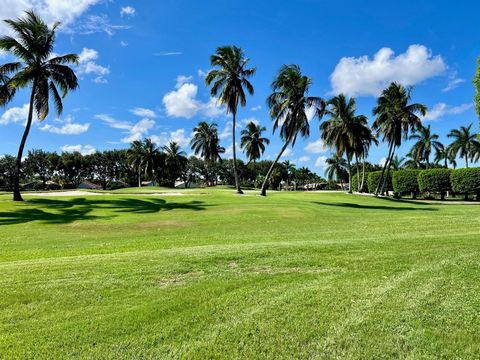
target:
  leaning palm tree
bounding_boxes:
[409,124,443,167]
[434,146,457,169]
[205,46,256,194]
[0,11,79,201]
[240,121,270,163]
[324,154,348,186]
[260,65,326,196]
[190,122,225,186]
[372,82,426,195]
[320,94,370,193]
[447,124,479,168]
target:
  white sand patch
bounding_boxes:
[25,191,104,197]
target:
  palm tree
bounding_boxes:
[205,46,256,194]
[324,155,348,185]
[320,94,370,193]
[447,124,479,168]
[390,155,405,170]
[240,121,270,163]
[282,160,296,190]
[358,131,378,192]
[0,11,79,201]
[409,124,443,167]
[434,146,457,168]
[372,82,426,195]
[190,122,225,186]
[127,138,160,187]
[403,151,425,169]
[260,65,326,196]
[163,141,188,186]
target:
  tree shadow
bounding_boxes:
[0,197,210,225]
[312,201,437,211]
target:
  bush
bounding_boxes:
[352,172,368,192]
[450,168,480,200]
[392,170,421,198]
[417,168,451,200]
[367,171,391,194]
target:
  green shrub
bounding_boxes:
[392,170,421,198]
[352,172,368,192]
[417,168,451,200]
[450,168,480,200]
[367,171,391,194]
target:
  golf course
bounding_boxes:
[1,189,479,358]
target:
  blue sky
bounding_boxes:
[0,0,479,173]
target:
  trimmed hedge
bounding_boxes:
[418,168,451,200]
[367,171,391,194]
[352,172,368,193]
[450,168,480,200]
[392,170,421,198]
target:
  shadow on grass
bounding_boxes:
[312,201,437,211]
[0,197,210,225]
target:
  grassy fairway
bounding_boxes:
[0,190,479,358]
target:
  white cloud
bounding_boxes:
[250,105,262,112]
[120,41,128,47]
[40,115,90,135]
[219,121,232,140]
[77,48,110,84]
[315,155,328,169]
[154,51,182,56]
[0,104,31,125]
[120,6,135,16]
[378,157,387,167]
[96,114,156,143]
[330,45,446,96]
[241,117,260,126]
[129,107,157,118]
[281,147,293,158]
[198,69,208,77]
[61,144,96,155]
[442,73,465,92]
[163,82,223,119]
[298,156,310,162]
[305,139,325,154]
[151,128,191,148]
[423,103,473,121]
[0,0,100,34]
[175,75,193,89]
[75,14,130,36]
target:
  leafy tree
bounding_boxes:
[321,94,370,193]
[0,155,16,190]
[409,124,443,167]
[60,152,85,188]
[240,121,269,163]
[0,11,79,201]
[474,57,480,120]
[324,154,348,184]
[206,46,256,194]
[23,149,52,186]
[447,124,479,168]
[372,82,426,195]
[190,122,225,186]
[127,138,160,186]
[260,65,326,196]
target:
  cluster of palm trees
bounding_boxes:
[1,11,479,201]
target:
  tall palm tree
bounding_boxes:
[240,121,270,163]
[434,146,457,169]
[163,141,188,186]
[282,160,296,190]
[358,131,378,192]
[372,82,426,195]
[205,46,256,194]
[190,122,225,186]
[0,11,79,201]
[409,124,443,167]
[403,151,425,169]
[324,154,348,185]
[390,155,405,170]
[320,94,370,193]
[447,124,479,168]
[260,65,326,196]
[127,138,160,187]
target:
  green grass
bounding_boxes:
[0,189,479,358]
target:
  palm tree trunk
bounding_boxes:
[346,153,352,194]
[13,82,36,201]
[381,147,395,196]
[360,155,366,193]
[138,167,141,187]
[232,112,243,194]
[355,154,360,192]
[260,141,289,196]
[375,141,394,195]
[465,155,469,168]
